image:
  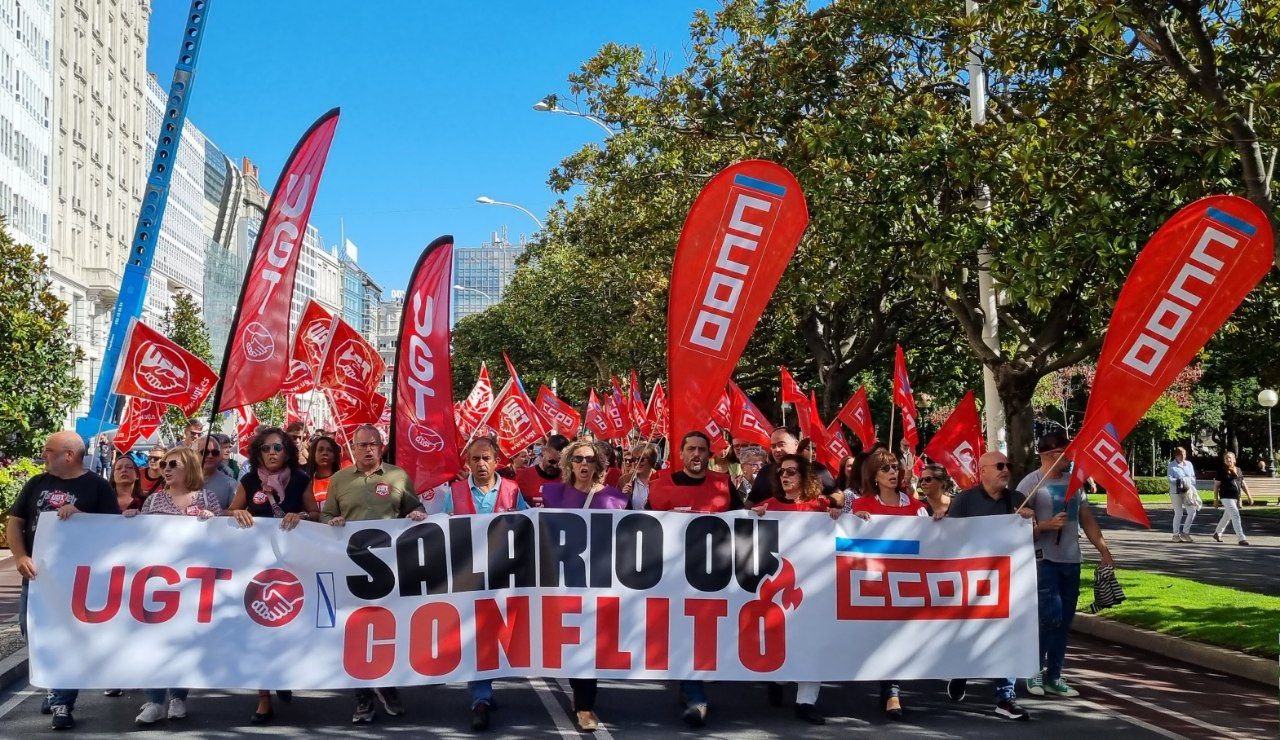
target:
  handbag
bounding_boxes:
[1185,487,1203,509]
[1087,564,1127,613]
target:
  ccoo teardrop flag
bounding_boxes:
[113,319,218,416]
[388,236,459,494]
[214,109,340,412]
[923,391,985,490]
[667,160,808,441]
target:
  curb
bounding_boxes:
[1073,611,1276,687]
[0,647,28,693]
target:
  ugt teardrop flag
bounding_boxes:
[667,160,808,441]
[1082,195,1273,441]
[388,236,459,494]
[214,109,340,412]
[113,319,218,416]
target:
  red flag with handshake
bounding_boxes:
[113,397,165,454]
[536,385,581,436]
[923,391,985,490]
[836,386,876,450]
[319,318,385,398]
[213,109,340,412]
[474,379,546,458]
[456,363,494,439]
[388,236,459,493]
[667,160,808,441]
[114,319,217,416]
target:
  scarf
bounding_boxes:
[257,466,291,517]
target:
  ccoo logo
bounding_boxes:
[134,341,189,396]
[244,568,305,627]
[242,321,276,363]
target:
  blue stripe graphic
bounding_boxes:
[835,538,920,555]
[1206,207,1257,237]
[732,174,787,197]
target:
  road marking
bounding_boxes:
[554,678,616,740]
[0,682,37,720]
[1073,696,1186,740]
[531,677,581,737]
[1074,676,1231,737]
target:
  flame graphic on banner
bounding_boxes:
[757,558,803,611]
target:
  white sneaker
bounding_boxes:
[167,697,187,719]
[1182,533,1195,542]
[1171,534,1182,542]
[136,702,165,725]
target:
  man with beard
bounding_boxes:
[515,434,569,507]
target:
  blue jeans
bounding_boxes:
[470,680,493,708]
[1037,560,1081,682]
[679,680,707,706]
[994,677,1015,702]
[21,580,79,709]
[144,688,189,704]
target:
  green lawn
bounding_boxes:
[1079,564,1280,659]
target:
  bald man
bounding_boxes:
[6,431,118,729]
[942,450,1033,721]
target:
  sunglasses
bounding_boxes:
[148,456,163,462]
[202,450,220,457]
[160,460,183,470]
[622,457,637,464]
[262,443,285,452]
[779,467,801,476]
[879,464,897,474]
[919,475,942,483]
[986,461,1011,471]
[570,455,597,464]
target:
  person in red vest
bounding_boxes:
[515,434,569,507]
[646,430,745,727]
[441,436,529,731]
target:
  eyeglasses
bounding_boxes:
[354,441,381,449]
[202,450,220,457]
[570,455,597,464]
[160,460,183,470]
[985,461,1011,471]
[779,467,801,476]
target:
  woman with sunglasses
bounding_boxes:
[850,448,928,721]
[750,453,836,724]
[227,427,316,723]
[539,440,627,731]
[918,463,952,517]
[123,446,220,725]
[304,436,342,506]
[619,442,658,510]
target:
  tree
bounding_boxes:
[160,290,215,435]
[0,220,83,458]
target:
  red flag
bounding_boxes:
[836,386,877,450]
[779,367,820,440]
[536,385,581,436]
[668,160,809,441]
[1067,413,1150,527]
[285,394,310,428]
[474,379,545,458]
[821,421,852,472]
[457,363,494,438]
[728,380,773,447]
[645,382,669,440]
[893,344,920,449]
[389,236,460,494]
[113,319,218,417]
[628,370,649,436]
[293,300,336,374]
[923,391,985,490]
[113,397,165,453]
[609,376,630,429]
[584,389,612,439]
[601,392,628,440]
[712,389,733,428]
[318,318,385,398]
[215,109,340,411]
[1084,196,1272,442]
[279,359,315,395]
[232,406,259,455]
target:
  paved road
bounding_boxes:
[1091,508,1280,596]
[0,633,1273,739]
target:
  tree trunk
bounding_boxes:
[996,366,1039,479]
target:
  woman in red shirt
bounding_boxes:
[850,449,927,721]
[752,454,836,723]
[304,436,341,506]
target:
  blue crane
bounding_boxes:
[75,0,213,443]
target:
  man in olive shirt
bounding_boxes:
[323,424,424,723]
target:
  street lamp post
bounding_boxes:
[453,284,494,301]
[475,196,544,231]
[1258,389,1277,477]
[533,95,615,137]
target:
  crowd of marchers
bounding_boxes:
[12,416,1247,732]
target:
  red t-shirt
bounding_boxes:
[760,496,827,512]
[604,466,622,487]
[851,493,928,517]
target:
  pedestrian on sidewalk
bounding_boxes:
[1212,451,1253,545]
[1167,447,1199,542]
[1018,431,1116,701]
[5,431,120,730]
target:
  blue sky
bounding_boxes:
[146,1,706,295]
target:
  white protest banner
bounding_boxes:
[29,511,1037,689]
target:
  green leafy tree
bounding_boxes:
[0,221,83,457]
[160,290,215,436]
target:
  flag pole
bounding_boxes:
[889,404,896,452]
[1013,451,1067,514]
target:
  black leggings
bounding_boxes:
[570,678,597,712]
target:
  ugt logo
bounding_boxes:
[407,423,445,453]
[134,341,189,395]
[334,340,374,389]
[241,321,276,363]
[244,568,305,627]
